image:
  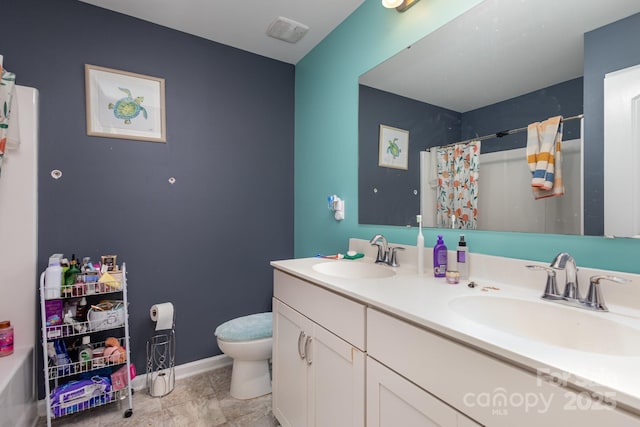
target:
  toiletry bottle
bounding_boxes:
[78,336,92,371]
[457,234,469,280]
[76,297,88,323]
[0,321,14,357]
[53,339,73,376]
[64,255,80,297]
[416,215,424,274]
[64,310,86,333]
[43,254,63,299]
[433,235,447,277]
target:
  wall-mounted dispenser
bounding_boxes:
[328,195,345,221]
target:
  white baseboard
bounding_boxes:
[37,354,232,417]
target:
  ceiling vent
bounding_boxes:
[267,16,309,44]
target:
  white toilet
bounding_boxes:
[214,312,273,399]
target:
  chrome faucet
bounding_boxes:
[527,252,630,312]
[550,252,580,300]
[369,234,388,263]
[369,234,404,267]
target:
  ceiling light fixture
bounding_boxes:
[382,0,420,12]
[382,0,403,7]
[267,16,309,44]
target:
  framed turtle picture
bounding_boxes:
[85,64,166,143]
[378,124,409,170]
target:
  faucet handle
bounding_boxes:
[387,246,405,267]
[584,275,631,311]
[526,265,561,298]
[526,265,562,300]
[369,234,388,264]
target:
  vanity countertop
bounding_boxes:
[271,252,640,414]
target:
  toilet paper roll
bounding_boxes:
[150,302,174,331]
[150,369,175,397]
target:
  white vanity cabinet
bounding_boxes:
[272,270,366,427]
[367,356,480,427]
[367,308,640,427]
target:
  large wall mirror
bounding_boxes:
[358,0,640,236]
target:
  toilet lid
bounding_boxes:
[215,312,272,341]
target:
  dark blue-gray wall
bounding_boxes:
[2,0,294,396]
[584,12,640,235]
[461,78,583,153]
[358,85,461,226]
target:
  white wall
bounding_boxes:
[477,138,582,234]
[0,85,38,350]
[0,85,38,427]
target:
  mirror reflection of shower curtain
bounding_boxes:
[435,141,480,229]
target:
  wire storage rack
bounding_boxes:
[39,262,133,426]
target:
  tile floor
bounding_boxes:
[37,365,280,427]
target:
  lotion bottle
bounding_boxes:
[433,235,447,277]
[457,234,469,280]
[416,215,424,274]
[78,336,92,371]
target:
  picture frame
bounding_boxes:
[101,255,118,272]
[85,64,166,143]
[378,124,409,170]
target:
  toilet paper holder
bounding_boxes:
[146,330,175,397]
[146,305,176,397]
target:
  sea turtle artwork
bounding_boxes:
[108,87,147,125]
[386,138,401,159]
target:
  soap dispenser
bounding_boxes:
[433,235,447,277]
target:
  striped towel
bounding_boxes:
[526,116,564,199]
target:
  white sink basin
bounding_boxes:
[449,295,640,356]
[312,261,396,279]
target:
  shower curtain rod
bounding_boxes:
[426,113,584,151]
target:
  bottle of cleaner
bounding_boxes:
[457,235,469,280]
[433,235,447,277]
[416,215,424,274]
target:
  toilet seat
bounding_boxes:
[215,312,272,341]
[214,312,273,399]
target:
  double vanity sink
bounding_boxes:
[311,257,640,357]
[272,240,640,426]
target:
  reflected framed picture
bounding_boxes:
[85,64,166,143]
[378,124,409,170]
